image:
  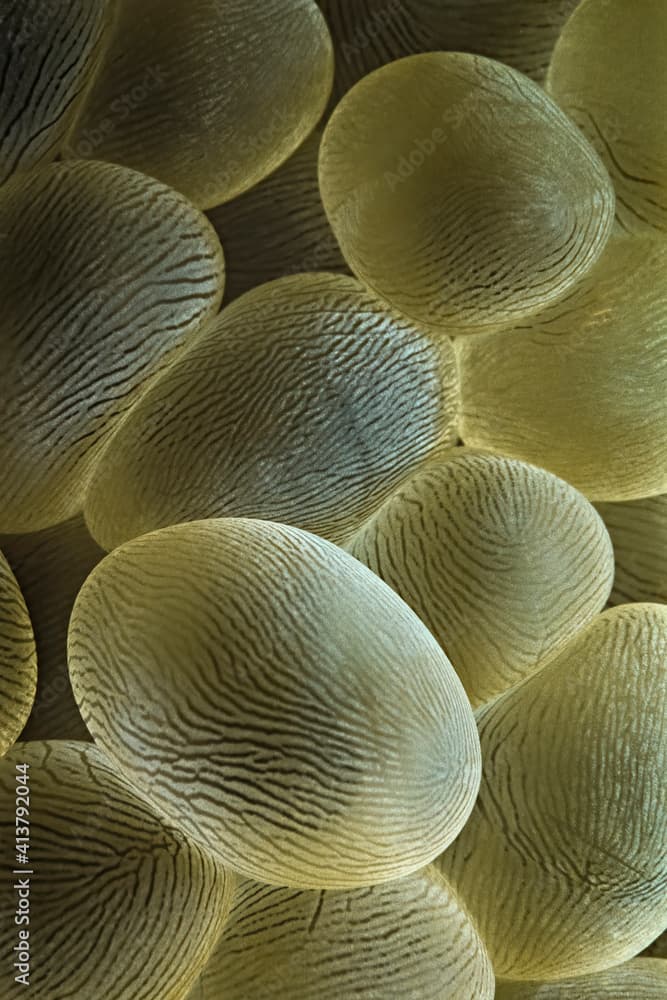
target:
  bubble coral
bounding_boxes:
[439,604,667,980]
[0,741,234,998]
[83,273,459,550]
[68,517,481,889]
[319,52,614,335]
[66,0,334,209]
[347,450,614,707]
[0,159,224,533]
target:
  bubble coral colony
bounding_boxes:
[0,0,664,997]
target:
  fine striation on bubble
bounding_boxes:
[595,496,666,606]
[66,0,334,209]
[0,550,36,757]
[456,235,667,500]
[0,514,104,741]
[547,0,667,235]
[319,52,614,335]
[84,273,459,551]
[0,741,234,999]
[207,130,349,304]
[68,517,481,889]
[495,959,667,998]
[188,867,494,1000]
[347,450,614,707]
[0,159,224,533]
[438,604,667,980]
[0,0,110,184]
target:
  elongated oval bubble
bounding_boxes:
[456,235,667,500]
[319,0,578,96]
[207,131,348,303]
[347,451,614,707]
[84,273,459,551]
[66,0,334,209]
[496,959,667,998]
[0,515,104,741]
[439,604,667,980]
[547,0,667,235]
[319,52,614,335]
[0,551,36,756]
[68,518,481,889]
[595,496,666,606]
[0,160,224,533]
[0,0,110,184]
[0,741,234,998]
[188,867,494,999]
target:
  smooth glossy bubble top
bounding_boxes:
[0,160,224,534]
[84,273,459,551]
[0,0,110,184]
[207,130,349,303]
[595,496,666,606]
[439,604,667,981]
[0,515,104,741]
[319,0,579,97]
[496,959,667,999]
[0,741,234,999]
[319,52,614,335]
[347,450,614,707]
[0,550,36,756]
[456,235,667,500]
[547,0,667,235]
[188,867,494,1000]
[66,0,334,209]
[68,518,481,889]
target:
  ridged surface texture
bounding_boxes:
[68,518,481,889]
[0,741,234,998]
[547,0,667,235]
[187,867,494,1000]
[0,515,104,741]
[0,159,224,533]
[496,959,667,998]
[319,52,614,335]
[66,0,334,209]
[0,550,35,756]
[595,496,666,606]
[207,131,349,303]
[438,604,667,980]
[318,0,578,96]
[456,235,667,500]
[347,450,614,707]
[0,0,109,183]
[84,273,459,551]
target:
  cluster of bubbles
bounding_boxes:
[0,0,665,997]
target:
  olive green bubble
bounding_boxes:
[84,273,459,551]
[0,0,110,184]
[0,160,224,533]
[547,0,667,235]
[456,235,667,500]
[348,450,614,707]
[0,550,36,757]
[439,604,667,980]
[0,741,234,998]
[319,52,614,335]
[0,515,104,741]
[69,517,481,889]
[67,0,334,209]
[188,867,494,999]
